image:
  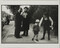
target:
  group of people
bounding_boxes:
[15,7,30,38]
[15,7,53,42]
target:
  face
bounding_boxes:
[43,14,46,18]
[18,8,22,13]
[24,8,28,12]
[35,22,39,25]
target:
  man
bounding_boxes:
[22,7,30,36]
[15,8,23,38]
[39,13,53,40]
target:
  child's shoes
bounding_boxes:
[32,38,34,41]
[36,39,39,41]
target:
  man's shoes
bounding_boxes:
[19,36,22,38]
[40,38,45,40]
[48,38,50,40]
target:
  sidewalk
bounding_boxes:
[2,21,58,44]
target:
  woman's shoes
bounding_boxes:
[15,35,22,38]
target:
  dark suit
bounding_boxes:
[22,12,30,36]
[42,18,51,40]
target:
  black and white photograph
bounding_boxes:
[1,5,58,44]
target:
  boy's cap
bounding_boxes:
[35,19,40,22]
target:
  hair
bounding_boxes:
[43,12,49,18]
[24,7,28,10]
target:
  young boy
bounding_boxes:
[32,19,40,41]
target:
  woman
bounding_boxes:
[15,8,23,38]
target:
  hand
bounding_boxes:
[50,26,53,30]
[21,25,23,27]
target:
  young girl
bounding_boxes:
[32,19,40,41]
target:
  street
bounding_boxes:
[2,21,58,44]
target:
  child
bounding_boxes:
[32,19,40,41]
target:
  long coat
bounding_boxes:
[15,12,23,30]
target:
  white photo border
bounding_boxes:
[0,0,59,48]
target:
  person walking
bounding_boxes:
[32,19,40,42]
